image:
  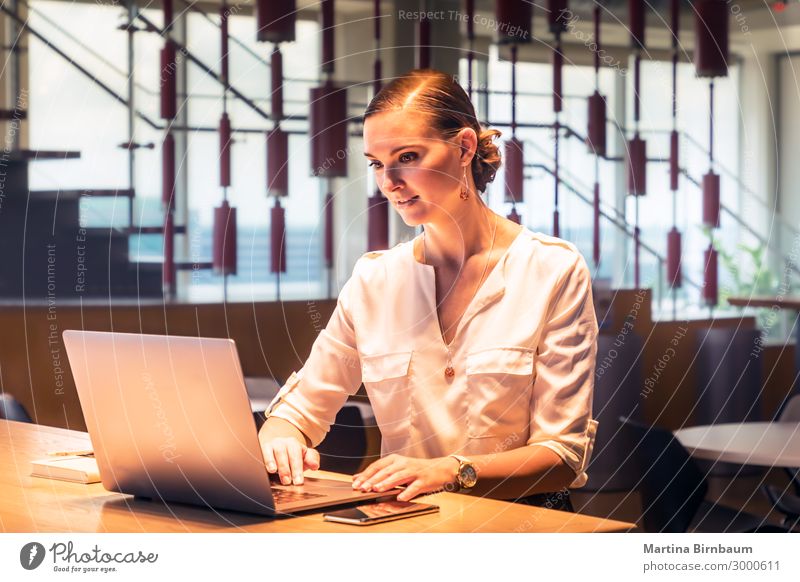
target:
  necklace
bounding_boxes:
[423,212,499,379]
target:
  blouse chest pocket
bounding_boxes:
[361,351,413,440]
[465,347,534,439]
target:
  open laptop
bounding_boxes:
[62,330,394,516]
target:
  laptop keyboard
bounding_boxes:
[271,488,326,504]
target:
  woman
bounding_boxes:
[258,69,598,508]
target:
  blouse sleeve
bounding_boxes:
[265,262,364,447]
[526,252,599,488]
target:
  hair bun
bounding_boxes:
[472,128,502,193]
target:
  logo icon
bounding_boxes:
[20,542,46,570]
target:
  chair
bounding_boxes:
[694,327,763,477]
[760,394,800,524]
[583,332,644,492]
[0,394,32,423]
[618,416,787,532]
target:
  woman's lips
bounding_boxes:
[396,195,420,206]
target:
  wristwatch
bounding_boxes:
[449,454,478,491]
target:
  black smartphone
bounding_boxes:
[323,500,439,525]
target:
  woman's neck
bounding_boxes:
[422,199,496,269]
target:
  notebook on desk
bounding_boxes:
[62,330,393,516]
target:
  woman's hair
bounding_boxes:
[364,69,502,193]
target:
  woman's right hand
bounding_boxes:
[260,436,320,486]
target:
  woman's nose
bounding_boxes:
[380,166,404,192]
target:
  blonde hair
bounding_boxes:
[365,69,502,193]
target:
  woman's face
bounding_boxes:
[363,110,473,227]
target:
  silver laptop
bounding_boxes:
[63,330,393,516]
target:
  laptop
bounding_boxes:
[62,330,394,516]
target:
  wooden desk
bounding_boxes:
[0,421,634,533]
[675,422,800,467]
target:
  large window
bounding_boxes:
[28,1,326,301]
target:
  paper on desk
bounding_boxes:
[31,455,101,484]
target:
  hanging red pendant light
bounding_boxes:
[507,207,521,225]
[324,193,334,269]
[256,0,296,44]
[504,138,524,204]
[213,199,237,275]
[271,199,287,274]
[552,45,563,113]
[310,83,348,178]
[417,17,431,69]
[667,227,682,288]
[162,132,175,208]
[271,49,284,121]
[495,0,533,44]
[629,0,646,49]
[548,0,568,33]
[593,182,601,267]
[321,0,334,73]
[586,91,607,156]
[160,41,177,120]
[627,134,647,196]
[219,112,232,187]
[163,0,173,31]
[267,127,289,197]
[702,171,721,227]
[669,130,680,191]
[694,0,729,78]
[703,244,718,306]
[163,210,175,295]
[367,190,389,251]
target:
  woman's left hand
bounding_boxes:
[352,454,459,501]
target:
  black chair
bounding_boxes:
[583,332,644,492]
[761,484,800,531]
[618,416,787,532]
[760,394,800,526]
[0,394,32,423]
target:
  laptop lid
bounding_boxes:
[63,330,279,516]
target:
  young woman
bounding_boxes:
[258,69,598,508]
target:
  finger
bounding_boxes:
[261,443,278,473]
[353,456,394,488]
[359,463,402,491]
[286,440,307,485]
[396,480,425,502]
[304,447,320,471]
[272,443,293,485]
[374,471,415,492]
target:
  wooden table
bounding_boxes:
[675,422,800,467]
[0,421,634,533]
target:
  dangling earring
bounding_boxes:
[460,168,470,200]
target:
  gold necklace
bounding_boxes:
[423,212,499,379]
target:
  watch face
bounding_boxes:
[460,464,478,488]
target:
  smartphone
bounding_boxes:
[323,500,439,525]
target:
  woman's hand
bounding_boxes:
[352,454,459,501]
[260,436,320,486]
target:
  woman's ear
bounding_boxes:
[457,127,478,167]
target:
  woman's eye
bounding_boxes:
[368,161,383,169]
[399,152,417,163]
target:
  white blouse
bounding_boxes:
[266,227,599,488]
